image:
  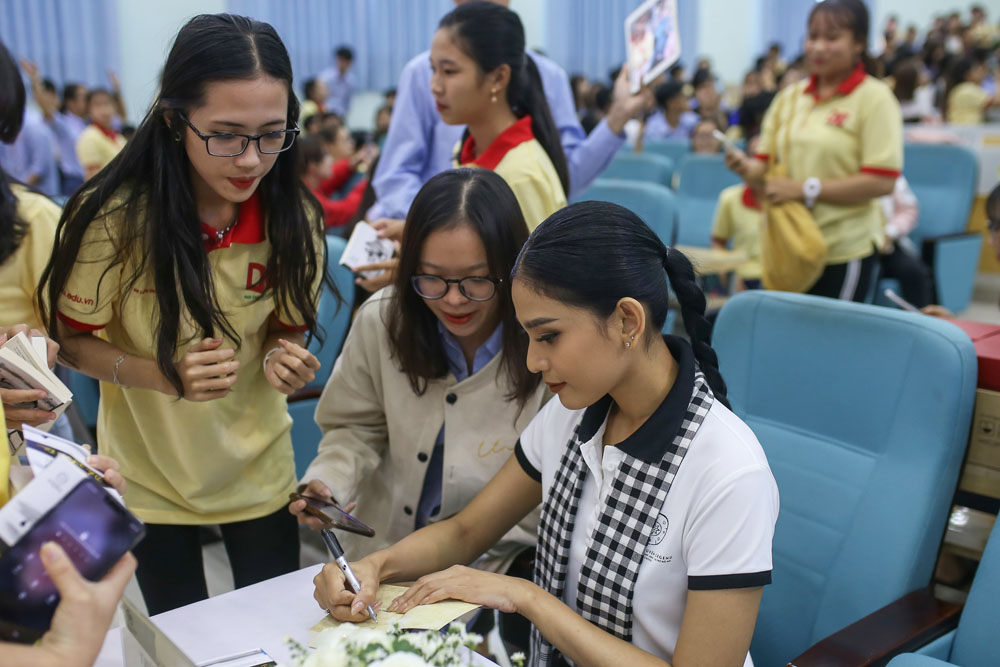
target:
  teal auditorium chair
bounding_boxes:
[304,235,355,390]
[65,370,100,432]
[673,154,742,246]
[290,234,355,478]
[642,139,690,172]
[901,143,981,314]
[887,516,1000,667]
[601,152,674,188]
[573,179,677,248]
[713,291,977,666]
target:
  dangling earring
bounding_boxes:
[490,89,498,104]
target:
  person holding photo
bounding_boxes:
[314,202,778,667]
[40,13,327,615]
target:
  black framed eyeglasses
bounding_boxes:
[179,114,299,157]
[411,275,502,302]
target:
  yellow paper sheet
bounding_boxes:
[309,584,481,646]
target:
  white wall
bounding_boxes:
[509,0,547,54]
[115,0,225,123]
[696,0,764,85]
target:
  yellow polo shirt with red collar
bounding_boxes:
[75,124,126,174]
[711,185,763,280]
[0,185,60,329]
[757,64,903,264]
[56,191,322,524]
[948,82,989,125]
[456,115,567,229]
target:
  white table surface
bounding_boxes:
[95,564,497,666]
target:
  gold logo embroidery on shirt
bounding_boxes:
[478,440,514,457]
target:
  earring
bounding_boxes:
[490,89,498,103]
[625,334,635,349]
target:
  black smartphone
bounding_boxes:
[0,478,146,643]
[288,492,375,537]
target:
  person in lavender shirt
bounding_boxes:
[366,0,645,229]
[0,107,59,197]
[320,46,356,118]
[643,80,700,142]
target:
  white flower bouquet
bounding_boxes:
[283,622,525,667]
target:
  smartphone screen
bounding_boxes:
[289,493,375,537]
[0,479,145,642]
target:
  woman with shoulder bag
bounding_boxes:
[725,0,902,301]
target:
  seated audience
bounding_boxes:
[300,77,328,129]
[692,68,729,129]
[947,56,995,124]
[298,135,367,229]
[690,118,722,154]
[75,89,126,180]
[644,81,699,141]
[878,175,933,308]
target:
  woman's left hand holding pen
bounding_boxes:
[313,555,382,622]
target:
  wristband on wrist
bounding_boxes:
[263,346,281,373]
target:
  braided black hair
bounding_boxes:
[662,246,730,408]
[513,201,730,408]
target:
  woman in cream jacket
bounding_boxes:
[290,169,550,573]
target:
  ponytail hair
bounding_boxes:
[439,2,569,197]
[513,201,729,407]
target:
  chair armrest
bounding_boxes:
[288,387,324,402]
[787,587,961,667]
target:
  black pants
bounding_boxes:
[879,245,933,308]
[133,506,300,615]
[807,252,879,302]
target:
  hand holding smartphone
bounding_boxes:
[288,493,375,537]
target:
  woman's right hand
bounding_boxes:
[724,146,752,178]
[288,479,356,530]
[174,337,239,401]
[313,556,381,622]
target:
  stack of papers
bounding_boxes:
[0,332,73,450]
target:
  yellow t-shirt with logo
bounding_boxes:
[1,402,8,507]
[757,66,903,264]
[0,186,60,329]
[56,191,323,524]
[948,82,989,125]
[75,125,126,174]
[711,185,763,280]
[456,116,567,230]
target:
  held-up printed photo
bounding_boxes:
[625,0,682,94]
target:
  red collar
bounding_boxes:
[92,123,119,141]
[742,186,761,210]
[803,62,866,100]
[199,191,266,251]
[459,115,535,170]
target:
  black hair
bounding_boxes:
[0,41,28,264]
[384,87,397,98]
[668,63,685,79]
[61,83,85,113]
[41,78,57,95]
[809,0,876,75]
[692,68,715,89]
[303,77,320,100]
[297,134,326,175]
[986,182,1000,228]
[439,2,569,197]
[303,113,322,134]
[946,57,978,113]
[594,85,613,112]
[654,81,685,109]
[512,201,730,408]
[335,46,354,62]
[86,87,113,106]
[769,42,782,53]
[387,168,540,407]
[892,58,919,104]
[40,13,329,397]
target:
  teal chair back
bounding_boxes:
[601,152,674,187]
[288,397,322,480]
[65,370,99,431]
[643,140,690,171]
[714,292,977,666]
[305,235,355,390]
[674,154,743,246]
[902,144,978,243]
[573,179,677,248]
[949,516,1000,665]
